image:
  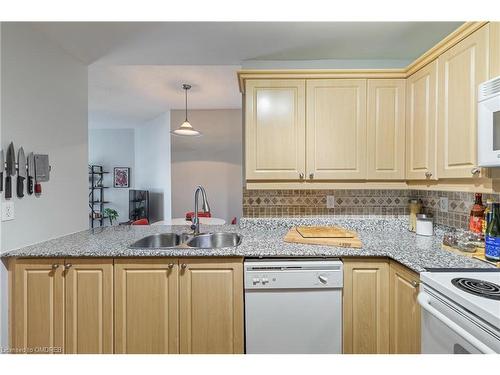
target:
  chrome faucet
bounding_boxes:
[190,185,211,235]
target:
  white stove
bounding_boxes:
[419,269,500,354]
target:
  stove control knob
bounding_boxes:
[252,278,260,285]
[262,278,269,284]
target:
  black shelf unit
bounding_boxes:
[129,190,149,222]
[89,165,110,228]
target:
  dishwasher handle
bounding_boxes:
[417,292,496,354]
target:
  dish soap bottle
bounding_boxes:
[469,193,485,234]
[485,203,500,261]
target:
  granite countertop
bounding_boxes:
[1,216,495,273]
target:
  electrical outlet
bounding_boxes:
[2,201,15,221]
[439,197,449,213]
[326,195,335,209]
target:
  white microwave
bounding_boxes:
[478,76,500,167]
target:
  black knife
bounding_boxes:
[17,147,26,198]
[5,142,15,199]
[27,152,35,195]
[0,149,4,192]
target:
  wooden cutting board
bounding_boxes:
[442,244,500,267]
[296,226,355,238]
[284,227,362,248]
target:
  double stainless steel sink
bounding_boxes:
[129,232,242,249]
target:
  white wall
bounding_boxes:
[135,113,171,222]
[171,109,242,222]
[0,21,7,351]
[88,128,135,225]
[0,23,87,349]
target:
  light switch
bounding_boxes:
[2,201,15,221]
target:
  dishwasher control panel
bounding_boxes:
[244,259,343,289]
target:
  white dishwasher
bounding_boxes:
[244,258,343,354]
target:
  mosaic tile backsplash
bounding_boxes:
[242,188,500,229]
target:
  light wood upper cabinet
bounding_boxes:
[179,258,244,354]
[343,259,390,354]
[490,22,500,78]
[437,25,489,178]
[114,259,179,354]
[389,261,421,354]
[245,79,306,180]
[367,79,406,179]
[12,259,65,354]
[406,60,438,180]
[306,79,367,180]
[65,259,113,354]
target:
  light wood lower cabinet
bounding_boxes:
[343,258,390,354]
[342,258,421,354]
[114,259,179,354]
[389,261,421,354]
[11,257,244,355]
[11,258,113,354]
[65,259,113,354]
[12,259,65,354]
[179,258,244,354]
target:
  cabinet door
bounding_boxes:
[389,261,421,354]
[490,22,500,79]
[179,258,244,354]
[437,25,489,178]
[406,61,438,180]
[114,259,179,354]
[245,79,306,180]
[12,259,65,354]
[367,79,406,179]
[306,79,367,179]
[65,259,113,354]
[343,259,390,354]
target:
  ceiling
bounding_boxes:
[88,65,241,129]
[33,22,463,128]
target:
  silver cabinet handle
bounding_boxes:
[411,280,420,288]
[471,167,480,175]
[181,264,187,270]
[425,171,432,178]
[299,173,304,179]
[168,263,174,269]
[64,263,72,270]
[309,173,314,179]
[51,264,59,270]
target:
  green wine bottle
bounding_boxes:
[485,203,500,261]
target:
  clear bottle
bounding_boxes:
[485,203,500,261]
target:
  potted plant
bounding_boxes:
[103,208,119,225]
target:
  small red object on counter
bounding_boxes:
[131,218,149,225]
[185,211,211,220]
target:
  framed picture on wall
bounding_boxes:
[113,167,130,188]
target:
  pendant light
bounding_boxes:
[171,84,202,136]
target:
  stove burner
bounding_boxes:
[451,278,500,301]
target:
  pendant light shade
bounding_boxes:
[171,84,202,137]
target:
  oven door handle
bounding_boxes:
[418,292,496,354]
